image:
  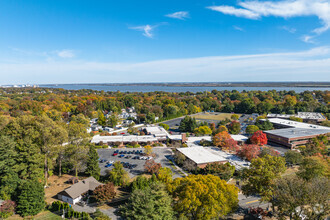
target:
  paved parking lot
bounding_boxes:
[97,147,182,178]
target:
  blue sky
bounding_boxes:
[0,0,329,84]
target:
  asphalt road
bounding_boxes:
[238,194,270,209]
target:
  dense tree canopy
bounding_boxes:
[168,174,239,220]
[120,182,174,220]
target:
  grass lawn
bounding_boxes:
[192,113,241,121]
[8,211,61,220]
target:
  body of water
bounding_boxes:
[41,84,330,93]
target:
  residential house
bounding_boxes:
[57,177,103,204]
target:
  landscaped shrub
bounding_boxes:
[0,200,16,219]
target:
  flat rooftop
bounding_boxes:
[177,147,250,169]
[264,128,329,139]
[262,118,330,130]
[91,135,158,143]
[177,147,227,164]
[267,112,326,120]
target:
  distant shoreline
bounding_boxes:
[40,82,330,88]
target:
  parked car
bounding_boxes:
[119,154,125,158]
[105,164,112,168]
[125,155,132,159]
[112,153,118,156]
[133,156,139,159]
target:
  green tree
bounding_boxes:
[71,113,90,128]
[86,145,101,180]
[120,182,174,220]
[35,115,68,183]
[108,162,130,186]
[65,144,88,176]
[242,155,286,201]
[228,121,241,135]
[284,150,303,165]
[297,156,329,180]
[3,116,44,182]
[194,125,212,135]
[202,162,235,181]
[231,114,239,120]
[245,125,259,135]
[289,116,303,122]
[159,123,169,130]
[169,174,238,220]
[107,114,119,128]
[16,180,45,217]
[179,116,197,132]
[0,136,19,200]
[98,110,106,126]
[256,119,274,131]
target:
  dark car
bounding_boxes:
[119,154,125,158]
[125,155,132,159]
[105,164,112,168]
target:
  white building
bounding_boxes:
[57,177,103,204]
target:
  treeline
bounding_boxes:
[0,88,329,122]
[0,113,101,217]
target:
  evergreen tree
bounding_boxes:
[120,182,174,220]
[0,136,19,200]
[16,180,45,217]
[86,145,101,180]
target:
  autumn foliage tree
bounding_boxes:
[250,130,268,146]
[93,182,116,204]
[212,131,232,148]
[144,159,161,175]
[222,138,239,152]
[168,174,239,219]
[236,144,261,161]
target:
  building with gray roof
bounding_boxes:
[57,176,103,204]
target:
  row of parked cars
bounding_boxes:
[112,149,144,156]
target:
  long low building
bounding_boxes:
[261,118,330,148]
[177,147,228,168]
[264,128,329,148]
[177,147,250,169]
[91,135,159,145]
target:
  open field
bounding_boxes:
[8,211,62,220]
[192,113,242,121]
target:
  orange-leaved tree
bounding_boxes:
[212,131,232,148]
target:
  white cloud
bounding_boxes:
[301,35,316,44]
[233,26,244,31]
[207,0,330,39]
[130,25,155,38]
[166,11,190,20]
[207,6,260,19]
[56,50,75,58]
[281,26,297,33]
[1,47,329,83]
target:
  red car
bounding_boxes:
[112,153,118,156]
